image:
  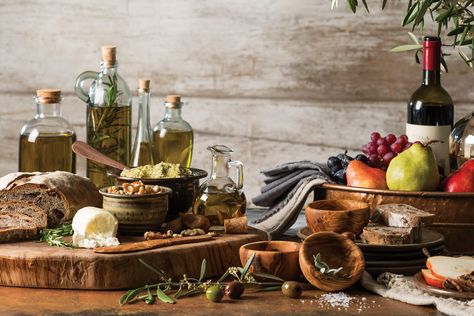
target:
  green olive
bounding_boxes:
[281,281,303,298]
[206,285,224,302]
[224,281,245,299]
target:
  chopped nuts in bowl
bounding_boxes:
[100,184,172,235]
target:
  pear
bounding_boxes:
[386,142,440,191]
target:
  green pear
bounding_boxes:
[386,143,440,191]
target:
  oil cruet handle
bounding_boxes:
[74,71,98,103]
[228,160,244,190]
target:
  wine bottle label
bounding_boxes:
[406,123,451,175]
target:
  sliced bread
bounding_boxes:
[0,201,47,229]
[371,204,435,228]
[0,212,38,243]
[0,171,102,227]
[360,224,416,245]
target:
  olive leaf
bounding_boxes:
[199,259,207,282]
[217,269,231,283]
[138,259,169,282]
[156,287,175,304]
[240,252,256,280]
[390,44,423,52]
[408,31,419,45]
[255,286,281,292]
[145,287,155,305]
[251,272,285,282]
[119,287,144,305]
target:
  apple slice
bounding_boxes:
[427,256,474,279]
[421,269,445,289]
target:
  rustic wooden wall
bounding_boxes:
[0,0,473,201]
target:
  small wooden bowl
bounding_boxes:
[305,199,370,235]
[100,186,172,235]
[299,231,365,291]
[239,241,301,281]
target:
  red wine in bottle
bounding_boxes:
[406,36,454,176]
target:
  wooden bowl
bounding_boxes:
[107,168,207,220]
[100,186,172,235]
[305,199,370,235]
[239,241,301,281]
[299,231,365,291]
[315,183,474,254]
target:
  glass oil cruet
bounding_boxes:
[19,89,76,173]
[193,145,246,226]
[450,112,474,168]
[153,95,193,167]
[75,45,132,188]
[130,79,154,167]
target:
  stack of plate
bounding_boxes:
[297,227,445,276]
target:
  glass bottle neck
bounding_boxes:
[164,106,182,120]
[211,155,230,179]
[137,90,152,139]
[422,70,441,86]
[100,62,119,75]
[36,102,61,118]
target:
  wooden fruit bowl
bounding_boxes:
[299,232,365,292]
[315,184,474,254]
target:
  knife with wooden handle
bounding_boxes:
[94,235,214,254]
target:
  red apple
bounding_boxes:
[442,159,474,192]
[421,269,445,289]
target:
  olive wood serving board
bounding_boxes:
[94,235,214,253]
[0,228,267,290]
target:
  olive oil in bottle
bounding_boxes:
[76,46,132,188]
[153,95,193,167]
[130,79,154,167]
[19,89,76,173]
[193,145,246,226]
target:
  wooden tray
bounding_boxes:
[0,228,267,290]
[297,227,445,252]
[315,184,474,254]
[414,272,474,300]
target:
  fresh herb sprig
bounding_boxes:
[38,223,75,248]
[331,0,474,69]
[313,253,343,277]
[120,253,285,306]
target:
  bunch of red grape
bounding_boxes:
[362,132,412,168]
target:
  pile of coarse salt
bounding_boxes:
[318,292,353,309]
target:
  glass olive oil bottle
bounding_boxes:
[153,95,193,167]
[75,46,132,188]
[130,79,154,167]
[19,89,76,172]
[406,36,454,175]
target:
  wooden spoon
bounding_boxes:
[72,141,128,171]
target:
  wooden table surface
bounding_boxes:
[0,210,443,315]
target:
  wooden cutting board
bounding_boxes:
[0,228,267,290]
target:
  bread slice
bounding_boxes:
[360,224,416,245]
[371,204,435,228]
[0,171,102,227]
[0,201,47,229]
[0,212,38,243]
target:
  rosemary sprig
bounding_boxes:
[38,223,75,248]
[120,253,285,306]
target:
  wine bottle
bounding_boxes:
[406,36,454,176]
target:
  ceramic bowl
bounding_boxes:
[107,168,207,220]
[100,186,172,235]
[299,231,365,291]
[239,241,301,281]
[305,199,370,236]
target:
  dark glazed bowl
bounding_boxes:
[107,168,207,220]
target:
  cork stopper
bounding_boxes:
[36,89,61,104]
[139,79,150,92]
[166,95,181,103]
[101,45,117,66]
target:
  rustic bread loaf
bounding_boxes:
[360,224,416,245]
[371,204,435,228]
[0,172,102,227]
[0,212,38,243]
[0,201,47,229]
